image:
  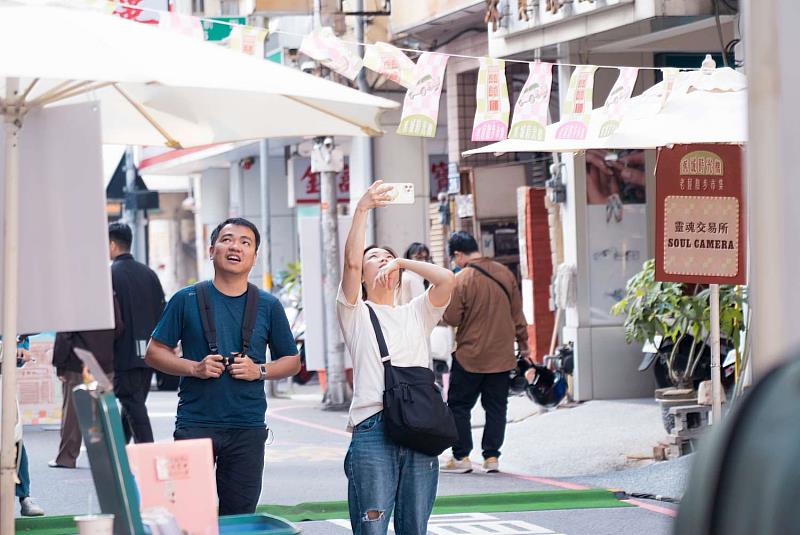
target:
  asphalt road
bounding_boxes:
[17,385,677,534]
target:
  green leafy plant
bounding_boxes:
[611,259,746,389]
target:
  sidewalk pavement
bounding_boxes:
[467,394,689,500]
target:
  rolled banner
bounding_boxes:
[659,67,680,111]
[158,12,205,40]
[472,58,511,142]
[508,61,553,141]
[363,42,416,89]
[555,65,598,140]
[229,26,268,57]
[599,67,639,137]
[397,52,449,138]
[300,27,363,80]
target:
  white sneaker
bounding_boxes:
[482,457,500,473]
[20,497,44,516]
[440,456,473,473]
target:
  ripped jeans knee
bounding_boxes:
[362,509,384,522]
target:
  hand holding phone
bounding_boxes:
[383,183,415,204]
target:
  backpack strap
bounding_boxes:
[466,263,512,306]
[195,281,218,355]
[365,304,390,363]
[241,283,260,354]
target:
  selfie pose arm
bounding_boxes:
[375,259,455,308]
[341,181,393,305]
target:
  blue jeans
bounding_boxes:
[344,412,438,535]
[15,442,30,498]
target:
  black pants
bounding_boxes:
[447,357,510,460]
[174,427,269,515]
[113,368,154,444]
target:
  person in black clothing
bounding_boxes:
[109,222,165,444]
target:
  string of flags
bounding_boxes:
[92,0,692,143]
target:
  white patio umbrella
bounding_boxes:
[463,67,746,155]
[0,1,398,525]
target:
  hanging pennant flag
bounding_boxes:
[397,53,449,138]
[112,0,165,24]
[300,27,363,80]
[363,42,416,89]
[659,68,680,111]
[471,58,511,142]
[229,26,269,57]
[599,67,639,137]
[79,0,116,14]
[508,61,553,141]
[158,12,205,40]
[555,65,598,140]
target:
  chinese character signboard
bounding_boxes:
[655,144,745,284]
[291,157,350,205]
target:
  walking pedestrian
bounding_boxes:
[145,217,300,515]
[49,299,121,469]
[399,242,431,305]
[441,231,530,474]
[338,181,455,535]
[109,222,165,444]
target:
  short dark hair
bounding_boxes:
[404,242,430,260]
[448,231,479,257]
[108,222,132,251]
[210,218,261,251]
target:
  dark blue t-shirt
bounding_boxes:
[151,283,296,429]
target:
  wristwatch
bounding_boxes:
[259,364,268,381]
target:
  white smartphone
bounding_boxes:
[383,182,415,204]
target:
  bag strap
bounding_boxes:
[241,283,260,354]
[195,281,218,354]
[195,281,260,355]
[365,304,390,362]
[466,263,512,306]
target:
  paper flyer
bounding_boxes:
[555,65,598,140]
[508,61,553,141]
[363,42,416,88]
[598,67,639,137]
[397,52,449,138]
[300,27,363,81]
[659,67,680,110]
[471,57,511,142]
[158,12,205,40]
[228,26,268,58]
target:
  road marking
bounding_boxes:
[266,411,351,438]
[622,499,677,518]
[327,513,564,534]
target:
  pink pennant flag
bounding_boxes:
[598,67,638,137]
[300,27,363,80]
[555,65,598,140]
[112,0,162,24]
[508,61,553,141]
[659,68,680,110]
[363,43,416,89]
[158,12,205,40]
[397,53,449,138]
[229,26,268,57]
[472,58,510,142]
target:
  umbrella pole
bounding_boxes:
[1,78,21,533]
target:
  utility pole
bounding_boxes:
[314,137,350,409]
[125,146,146,262]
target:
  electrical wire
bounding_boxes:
[713,0,730,68]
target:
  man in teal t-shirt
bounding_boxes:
[146,218,300,515]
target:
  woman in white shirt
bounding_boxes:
[337,181,455,535]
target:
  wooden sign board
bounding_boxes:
[655,144,745,284]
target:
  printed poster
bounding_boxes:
[363,42,416,89]
[397,52,449,138]
[599,67,638,138]
[112,0,167,24]
[300,27,363,80]
[555,65,598,140]
[471,58,510,142]
[509,61,553,141]
[229,26,268,58]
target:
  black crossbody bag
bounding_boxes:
[365,304,458,456]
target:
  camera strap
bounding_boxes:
[195,281,260,356]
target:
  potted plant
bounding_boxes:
[611,259,746,430]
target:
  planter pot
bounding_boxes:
[656,387,697,434]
